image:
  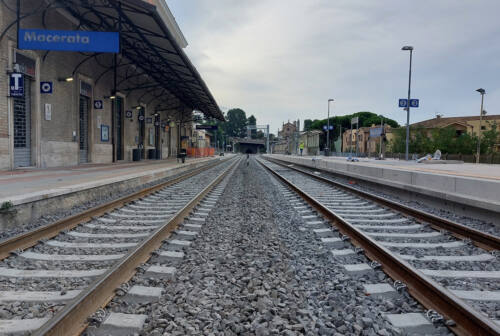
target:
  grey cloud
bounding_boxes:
[169,0,500,132]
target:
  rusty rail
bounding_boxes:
[0,158,225,260]
[34,157,240,336]
[266,157,500,251]
[259,158,500,336]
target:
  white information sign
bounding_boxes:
[44,104,52,121]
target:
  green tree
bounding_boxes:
[481,121,499,154]
[303,119,314,131]
[225,108,247,138]
[247,114,257,138]
[388,127,406,153]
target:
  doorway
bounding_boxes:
[13,76,32,168]
[114,97,124,161]
[79,95,90,163]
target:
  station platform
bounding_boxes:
[0,155,230,230]
[264,154,500,219]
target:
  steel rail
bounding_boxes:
[258,159,500,336]
[266,157,500,251]
[34,157,240,336]
[0,158,226,260]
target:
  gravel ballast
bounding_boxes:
[88,156,451,335]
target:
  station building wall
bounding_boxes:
[0,2,186,170]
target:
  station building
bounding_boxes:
[0,0,223,170]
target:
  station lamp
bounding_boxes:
[58,77,74,82]
[475,88,486,164]
[401,45,414,160]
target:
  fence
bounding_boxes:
[186,147,215,158]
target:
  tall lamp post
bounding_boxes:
[476,88,486,164]
[326,98,334,155]
[402,46,413,160]
[379,115,384,158]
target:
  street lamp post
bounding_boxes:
[402,46,413,160]
[379,115,384,158]
[326,98,334,155]
[476,88,486,164]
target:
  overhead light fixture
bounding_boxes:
[135,106,142,110]
[58,77,74,82]
[104,95,116,100]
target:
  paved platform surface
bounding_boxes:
[316,156,500,181]
[265,154,500,216]
[0,156,219,204]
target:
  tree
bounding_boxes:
[247,114,257,138]
[481,121,499,154]
[303,119,314,131]
[225,108,247,138]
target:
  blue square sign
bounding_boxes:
[94,100,103,109]
[40,81,53,94]
[9,73,24,97]
[409,99,419,107]
[398,99,408,108]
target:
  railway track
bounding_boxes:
[0,156,238,335]
[258,157,500,336]
[82,158,238,335]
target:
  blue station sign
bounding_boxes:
[9,73,24,97]
[19,29,120,53]
[399,98,419,108]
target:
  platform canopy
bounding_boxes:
[55,0,224,120]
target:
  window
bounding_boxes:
[481,126,486,130]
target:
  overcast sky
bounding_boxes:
[168,0,500,133]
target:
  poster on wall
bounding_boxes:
[101,125,109,142]
[149,129,154,146]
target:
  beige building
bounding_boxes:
[342,125,394,155]
[392,115,500,153]
[411,115,500,138]
[0,0,222,170]
[299,130,321,155]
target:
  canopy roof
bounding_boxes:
[60,0,223,120]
